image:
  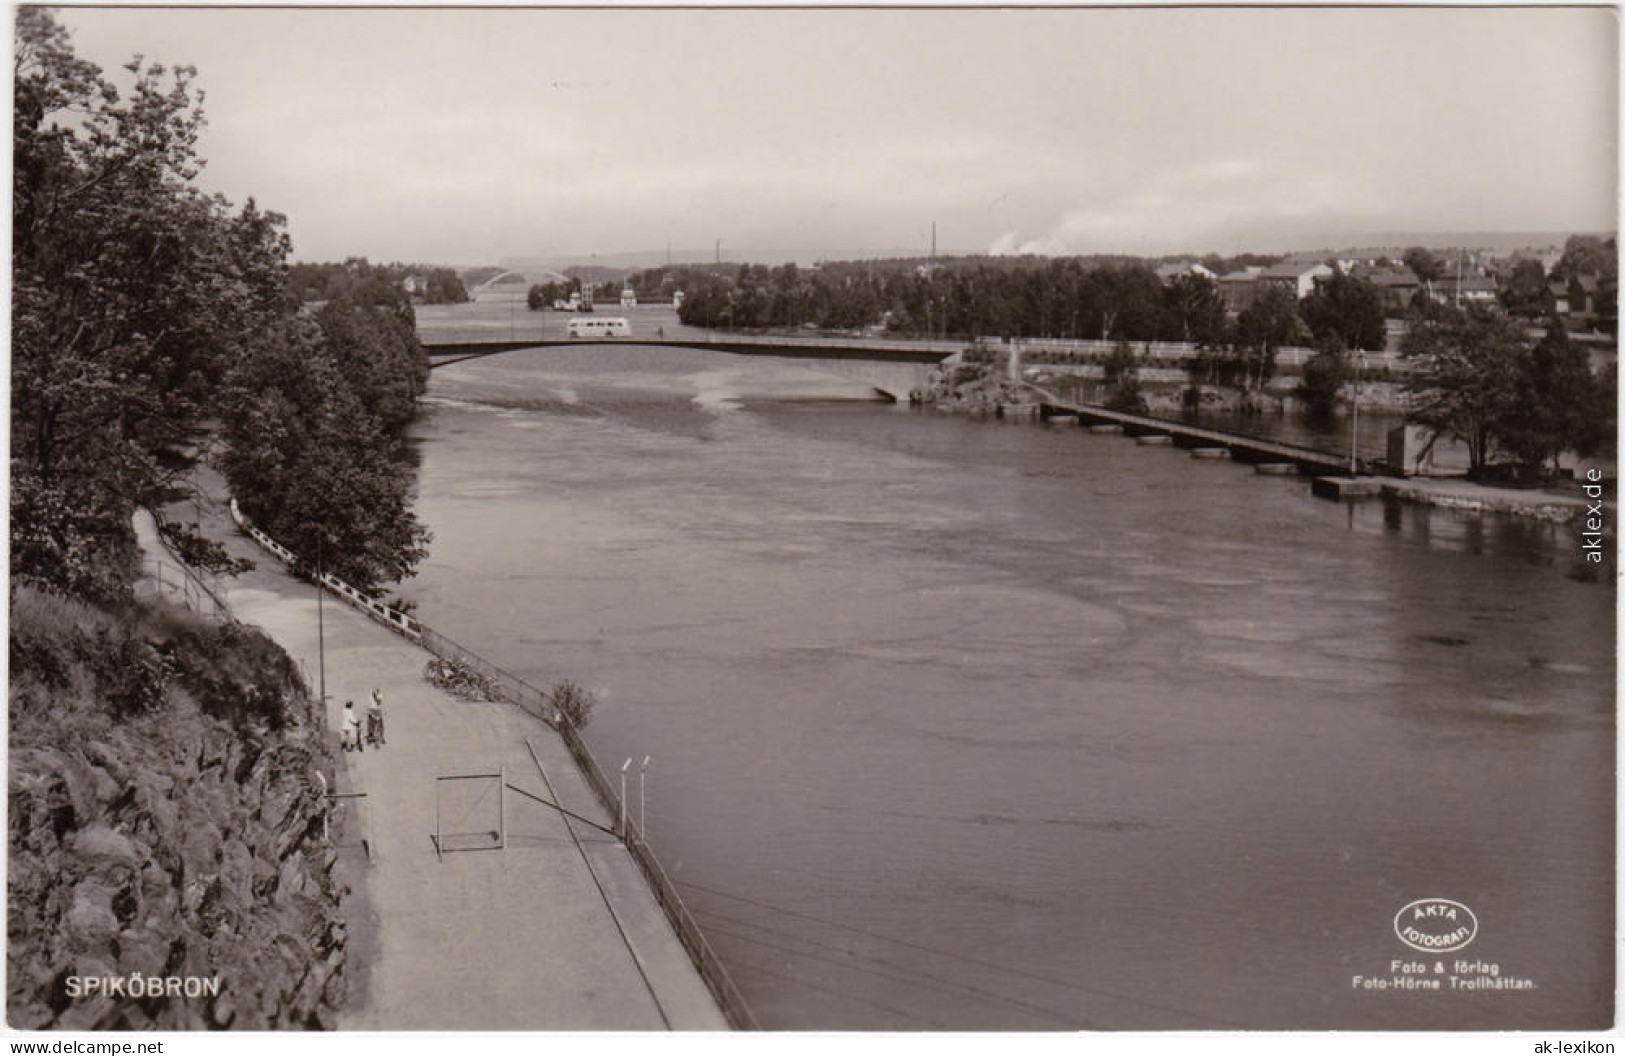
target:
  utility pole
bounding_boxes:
[715,238,721,265]
[316,536,327,709]
[931,220,937,261]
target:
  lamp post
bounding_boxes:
[1349,350,1364,477]
[316,536,327,708]
[639,756,651,841]
[619,758,631,840]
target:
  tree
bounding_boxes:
[423,267,468,304]
[1497,321,1612,479]
[305,267,427,433]
[1402,303,1527,476]
[1552,235,1615,280]
[1404,247,1446,295]
[1300,269,1386,351]
[1161,274,1226,345]
[1233,284,1306,390]
[1297,334,1349,419]
[1500,259,1553,319]
[1102,341,1148,413]
[1080,263,1163,341]
[12,11,431,600]
[217,316,431,592]
[12,11,290,598]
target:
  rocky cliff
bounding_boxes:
[8,586,347,1029]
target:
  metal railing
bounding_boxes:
[419,626,561,727]
[228,498,758,1028]
[554,717,760,1030]
[229,500,424,642]
[138,554,234,623]
[418,325,965,357]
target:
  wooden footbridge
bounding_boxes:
[1025,384,1365,477]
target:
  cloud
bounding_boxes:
[989,158,1368,256]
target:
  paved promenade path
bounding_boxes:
[178,487,729,1031]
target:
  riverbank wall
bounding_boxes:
[225,501,758,1030]
[1375,477,1613,523]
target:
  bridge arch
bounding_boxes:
[469,268,569,300]
[421,337,956,402]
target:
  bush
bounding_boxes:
[551,680,598,729]
[8,586,307,731]
[1298,342,1349,419]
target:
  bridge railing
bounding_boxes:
[419,328,966,357]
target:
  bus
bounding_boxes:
[567,316,631,339]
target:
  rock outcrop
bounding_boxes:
[8,587,347,1030]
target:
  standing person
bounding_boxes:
[341,700,362,753]
[367,688,386,747]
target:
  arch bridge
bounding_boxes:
[421,334,961,402]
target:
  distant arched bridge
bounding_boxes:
[420,334,962,401]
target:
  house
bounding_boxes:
[620,287,638,309]
[1258,262,1334,300]
[1365,267,1422,313]
[401,274,423,295]
[1154,261,1217,284]
[1549,274,1601,322]
[1455,275,1499,304]
[1430,274,1499,305]
[1218,267,1264,312]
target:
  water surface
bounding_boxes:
[404,344,1613,1030]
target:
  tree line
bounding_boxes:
[13,9,430,603]
[649,241,1614,349]
[289,259,469,306]
[648,255,1397,353]
[641,249,1614,480]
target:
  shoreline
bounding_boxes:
[1375,476,1611,523]
[914,376,1609,526]
[174,470,734,1030]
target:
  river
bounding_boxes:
[402,343,1613,1031]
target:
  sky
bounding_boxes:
[49,4,1621,266]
